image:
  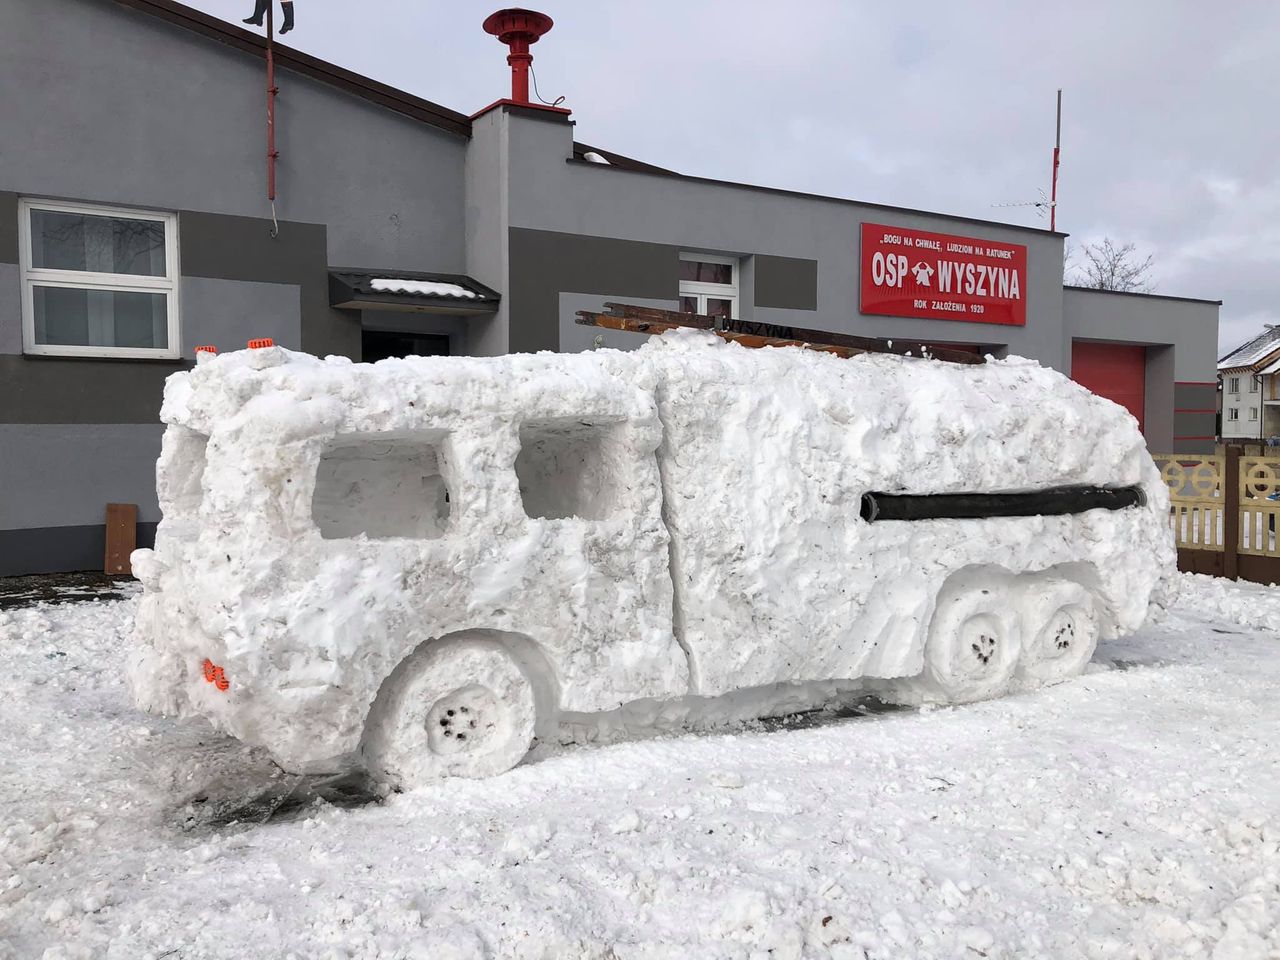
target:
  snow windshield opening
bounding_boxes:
[516,418,623,521]
[165,427,209,519]
[311,432,451,540]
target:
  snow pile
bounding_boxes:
[5,586,1280,958]
[1172,572,1280,632]
[369,278,479,298]
[129,332,1174,780]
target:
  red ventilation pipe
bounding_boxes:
[483,8,554,104]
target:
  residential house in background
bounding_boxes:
[1218,325,1280,443]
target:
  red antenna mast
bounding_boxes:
[1049,89,1062,232]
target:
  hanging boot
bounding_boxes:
[279,1,295,34]
[242,0,268,26]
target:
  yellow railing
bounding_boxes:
[1152,453,1280,559]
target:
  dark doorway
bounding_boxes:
[362,330,450,363]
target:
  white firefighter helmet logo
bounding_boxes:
[911,262,934,287]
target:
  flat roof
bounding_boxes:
[1063,285,1223,307]
[116,0,1067,237]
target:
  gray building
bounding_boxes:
[0,0,1221,576]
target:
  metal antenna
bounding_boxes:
[1049,89,1062,231]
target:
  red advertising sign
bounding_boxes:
[859,223,1027,326]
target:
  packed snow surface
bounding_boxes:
[2,573,1278,958]
[129,333,1174,779]
[369,279,480,299]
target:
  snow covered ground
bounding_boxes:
[2,575,1278,959]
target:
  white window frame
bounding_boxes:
[1249,407,1258,420]
[1228,408,1240,421]
[679,252,739,319]
[1228,377,1240,394]
[18,197,181,359]
[1249,376,1259,393]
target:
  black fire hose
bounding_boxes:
[860,485,1146,523]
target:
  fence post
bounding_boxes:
[1224,446,1240,580]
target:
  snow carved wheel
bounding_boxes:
[922,578,1021,702]
[363,635,538,787]
[1017,579,1099,685]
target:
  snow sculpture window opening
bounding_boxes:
[516,418,624,521]
[166,427,209,518]
[312,433,451,540]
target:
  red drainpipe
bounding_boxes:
[483,9,555,104]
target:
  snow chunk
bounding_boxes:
[369,278,479,299]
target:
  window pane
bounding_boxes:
[679,296,700,314]
[706,298,733,319]
[679,260,733,285]
[30,210,166,277]
[33,286,168,349]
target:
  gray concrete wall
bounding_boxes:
[0,424,164,529]
[504,112,1069,367]
[0,0,467,275]
[463,108,510,356]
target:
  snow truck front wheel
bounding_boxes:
[921,578,1022,702]
[363,635,538,787]
[1017,579,1100,685]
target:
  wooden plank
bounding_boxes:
[1177,547,1224,577]
[104,503,138,577]
[1238,554,1280,587]
[1224,446,1241,580]
[579,304,987,366]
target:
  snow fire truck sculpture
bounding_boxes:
[130,325,1174,786]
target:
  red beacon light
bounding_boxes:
[247,337,275,349]
[482,8,554,105]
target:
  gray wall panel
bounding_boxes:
[1174,382,1218,410]
[0,191,17,263]
[0,522,157,577]
[0,0,466,274]
[0,263,20,355]
[180,277,301,354]
[508,228,678,353]
[0,423,164,528]
[1144,345,1175,452]
[754,255,818,311]
[0,355,180,424]
[1172,411,1216,439]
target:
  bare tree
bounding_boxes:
[1069,238,1155,293]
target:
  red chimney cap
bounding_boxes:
[483,9,554,44]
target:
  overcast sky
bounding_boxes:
[190,0,1279,354]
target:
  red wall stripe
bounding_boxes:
[1174,408,1218,414]
[1174,380,1218,386]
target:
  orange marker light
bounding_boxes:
[194,345,218,356]
[247,338,275,349]
[212,666,230,692]
[202,658,216,682]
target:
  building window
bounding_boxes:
[678,252,738,320]
[1228,377,1240,394]
[18,198,180,359]
[1249,377,1259,393]
[1249,408,1258,420]
[1228,408,1240,421]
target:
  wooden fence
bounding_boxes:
[1152,450,1280,585]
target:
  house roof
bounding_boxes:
[1258,353,1280,377]
[1218,326,1280,371]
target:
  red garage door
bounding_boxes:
[1071,341,1146,434]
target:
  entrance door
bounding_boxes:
[362,330,450,363]
[1071,341,1146,434]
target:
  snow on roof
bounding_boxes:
[370,278,479,299]
[1218,325,1280,370]
[1258,353,1280,376]
[582,151,610,165]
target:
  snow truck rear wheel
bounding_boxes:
[922,579,1021,702]
[363,635,537,787]
[1017,579,1099,684]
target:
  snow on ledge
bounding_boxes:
[370,278,479,299]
